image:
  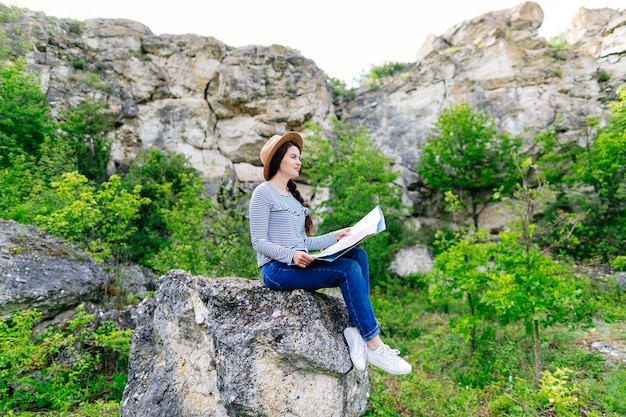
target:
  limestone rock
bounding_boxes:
[342,2,626,214]
[0,220,104,320]
[120,270,370,417]
[390,245,434,276]
[4,2,626,222]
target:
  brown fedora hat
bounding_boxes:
[259,132,303,180]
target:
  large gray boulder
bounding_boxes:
[121,270,370,417]
[0,219,104,320]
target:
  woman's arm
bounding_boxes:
[249,187,296,264]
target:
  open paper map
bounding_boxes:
[312,206,386,262]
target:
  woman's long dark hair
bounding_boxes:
[269,140,313,235]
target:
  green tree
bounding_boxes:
[119,149,199,264]
[484,163,592,381]
[0,60,54,168]
[58,98,115,184]
[417,102,522,228]
[429,226,494,357]
[572,86,626,261]
[305,119,403,231]
[304,118,405,281]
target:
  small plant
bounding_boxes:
[554,68,563,78]
[129,48,142,59]
[610,256,626,271]
[0,4,23,24]
[129,48,152,61]
[536,368,581,415]
[598,71,610,83]
[68,72,110,92]
[72,58,84,70]
[68,19,84,35]
[549,34,570,51]
[326,76,356,100]
[444,46,462,54]
[365,61,407,88]
[0,307,132,412]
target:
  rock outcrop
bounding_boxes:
[0,219,104,320]
[4,1,624,222]
[121,270,370,417]
[341,1,626,216]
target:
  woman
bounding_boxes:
[249,131,411,375]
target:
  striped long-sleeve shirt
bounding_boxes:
[249,182,337,267]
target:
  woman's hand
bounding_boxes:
[293,250,315,268]
[334,227,351,241]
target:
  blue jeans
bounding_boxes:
[260,247,380,341]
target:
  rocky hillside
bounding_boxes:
[2,1,625,217]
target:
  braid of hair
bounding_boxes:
[287,179,313,236]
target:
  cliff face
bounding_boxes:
[2,1,625,214]
[342,2,625,213]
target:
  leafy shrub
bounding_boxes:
[598,71,610,83]
[119,149,204,264]
[67,72,110,92]
[34,172,149,263]
[0,307,132,413]
[71,59,84,70]
[549,34,570,51]
[368,62,406,81]
[572,86,626,261]
[537,87,626,262]
[58,98,115,184]
[0,60,55,168]
[325,76,355,100]
[417,101,522,228]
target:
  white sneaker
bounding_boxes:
[367,345,412,374]
[343,327,367,371]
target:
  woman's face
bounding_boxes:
[279,145,302,179]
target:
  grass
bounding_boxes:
[363,276,626,416]
[3,401,119,417]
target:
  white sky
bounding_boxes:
[5,1,625,85]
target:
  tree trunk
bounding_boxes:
[467,291,475,358]
[532,319,542,382]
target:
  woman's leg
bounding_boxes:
[260,253,380,341]
[261,254,411,374]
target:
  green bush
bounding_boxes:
[572,86,626,261]
[67,72,110,92]
[0,60,55,168]
[417,101,522,228]
[34,172,149,263]
[325,76,355,100]
[365,61,407,88]
[58,98,115,184]
[536,87,626,262]
[549,34,570,51]
[0,307,132,413]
